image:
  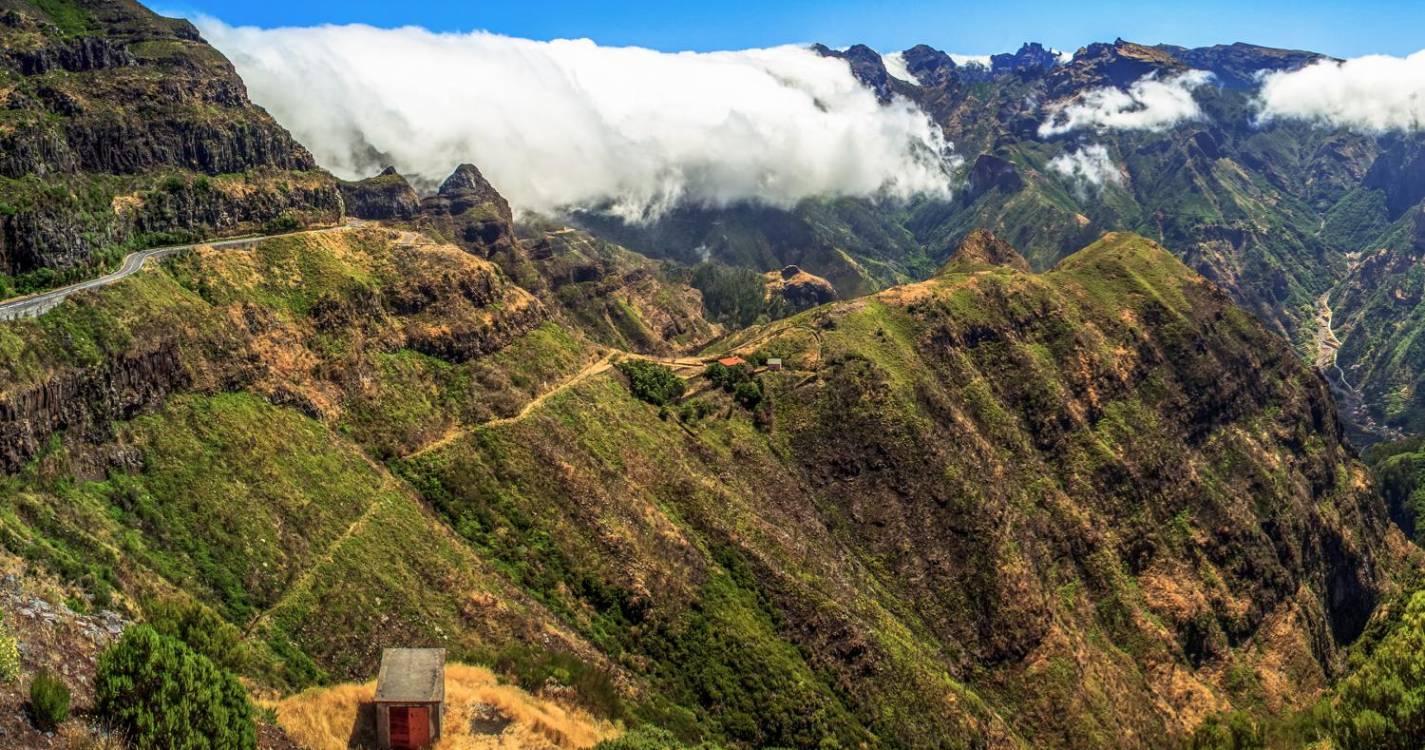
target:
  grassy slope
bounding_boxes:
[0,229,1405,748]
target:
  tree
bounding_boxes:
[96,626,256,750]
[29,670,69,730]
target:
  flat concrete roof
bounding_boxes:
[375,648,446,703]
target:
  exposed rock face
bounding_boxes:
[0,341,190,473]
[438,163,513,221]
[338,167,421,221]
[901,44,961,86]
[0,0,341,278]
[764,264,837,311]
[1,171,343,276]
[943,228,1031,272]
[418,163,550,324]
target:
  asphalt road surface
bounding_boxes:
[0,226,347,322]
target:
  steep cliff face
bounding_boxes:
[0,0,342,288]
[337,166,421,221]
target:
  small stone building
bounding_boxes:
[375,648,446,749]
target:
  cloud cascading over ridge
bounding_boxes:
[1047,144,1123,198]
[1255,50,1425,132]
[1038,70,1214,137]
[196,18,958,222]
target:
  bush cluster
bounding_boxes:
[704,362,766,411]
[618,360,686,406]
[96,626,256,750]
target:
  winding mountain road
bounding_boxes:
[0,224,351,322]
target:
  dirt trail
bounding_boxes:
[401,351,706,461]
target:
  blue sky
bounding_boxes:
[159,0,1421,59]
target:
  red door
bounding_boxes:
[390,706,431,749]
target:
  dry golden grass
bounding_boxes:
[270,664,619,750]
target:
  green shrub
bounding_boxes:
[97,626,256,750]
[144,598,252,675]
[488,644,624,719]
[262,214,301,234]
[617,360,686,406]
[29,670,70,730]
[1190,711,1266,750]
[731,381,763,410]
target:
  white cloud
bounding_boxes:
[948,53,991,69]
[195,18,957,222]
[882,51,920,85]
[1255,50,1425,132]
[1047,144,1123,197]
[1038,70,1214,137]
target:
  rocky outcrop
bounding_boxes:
[942,229,1031,272]
[338,167,421,221]
[1,171,343,275]
[421,164,524,264]
[900,44,962,86]
[764,264,837,311]
[0,340,191,473]
[6,34,135,76]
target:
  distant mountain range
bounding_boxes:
[582,38,1425,441]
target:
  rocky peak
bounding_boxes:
[990,42,1061,75]
[944,229,1031,272]
[901,44,961,87]
[811,43,895,102]
[437,163,513,223]
[337,166,420,221]
[1045,38,1186,98]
